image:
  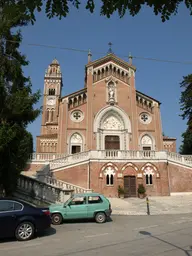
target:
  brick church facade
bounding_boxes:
[29,51,192,198]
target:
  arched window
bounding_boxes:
[73,97,78,107]
[46,109,50,122]
[106,174,109,185]
[143,164,155,185]
[48,88,55,95]
[50,109,54,122]
[106,174,114,186]
[110,174,114,185]
[146,174,153,185]
[104,166,115,186]
[70,133,83,154]
[141,134,153,151]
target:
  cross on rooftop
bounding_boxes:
[108,42,113,54]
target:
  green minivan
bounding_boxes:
[49,193,112,225]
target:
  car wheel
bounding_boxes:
[95,212,106,223]
[51,213,63,225]
[15,222,35,241]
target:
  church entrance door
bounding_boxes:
[105,135,120,150]
[124,176,136,197]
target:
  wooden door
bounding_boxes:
[124,176,136,197]
[105,136,120,150]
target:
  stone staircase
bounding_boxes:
[16,173,92,205]
[15,174,73,205]
[42,176,92,194]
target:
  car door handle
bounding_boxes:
[11,215,16,218]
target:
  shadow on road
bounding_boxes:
[139,231,192,256]
[62,217,113,225]
[37,226,56,238]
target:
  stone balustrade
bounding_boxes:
[44,176,92,194]
[16,174,74,204]
[167,152,192,166]
[49,150,168,169]
[29,153,67,162]
[29,150,192,170]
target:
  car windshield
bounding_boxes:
[64,197,72,206]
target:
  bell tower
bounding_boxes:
[41,58,63,135]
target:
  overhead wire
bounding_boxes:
[4,39,192,65]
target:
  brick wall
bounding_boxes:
[169,163,192,192]
[53,163,88,189]
[24,163,46,173]
[51,161,171,197]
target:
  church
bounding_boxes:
[31,49,192,198]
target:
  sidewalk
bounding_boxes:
[108,195,192,215]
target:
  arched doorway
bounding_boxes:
[124,176,136,197]
[93,106,132,150]
[122,163,138,197]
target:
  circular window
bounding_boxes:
[139,112,152,124]
[70,110,84,122]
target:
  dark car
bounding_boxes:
[0,198,51,241]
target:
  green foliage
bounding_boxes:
[179,75,192,154]
[137,184,146,194]
[5,0,192,23]
[180,128,192,154]
[118,185,124,195]
[0,2,41,195]
[180,74,192,127]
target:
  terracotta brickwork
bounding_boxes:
[36,53,166,155]
[31,52,192,198]
[163,136,177,152]
[169,163,192,192]
[51,161,171,197]
[53,163,88,189]
[24,163,46,173]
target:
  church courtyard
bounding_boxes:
[110,195,192,215]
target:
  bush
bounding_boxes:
[118,185,124,195]
[137,184,146,194]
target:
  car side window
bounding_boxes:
[0,201,14,212]
[70,196,86,205]
[14,202,23,211]
[88,196,103,204]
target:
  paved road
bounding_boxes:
[1,214,192,256]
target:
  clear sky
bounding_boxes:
[19,2,192,152]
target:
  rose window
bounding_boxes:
[70,110,84,122]
[139,113,151,124]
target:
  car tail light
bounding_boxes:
[42,210,50,216]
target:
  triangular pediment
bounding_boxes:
[86,53,136,72]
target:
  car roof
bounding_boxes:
[0,197,36,207]
[0,197,20,201]
[73,193,103,197]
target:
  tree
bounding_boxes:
[11,0,192,23]
[179,75,192,154]
[180,128,192,154]
[0,2,41,195]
